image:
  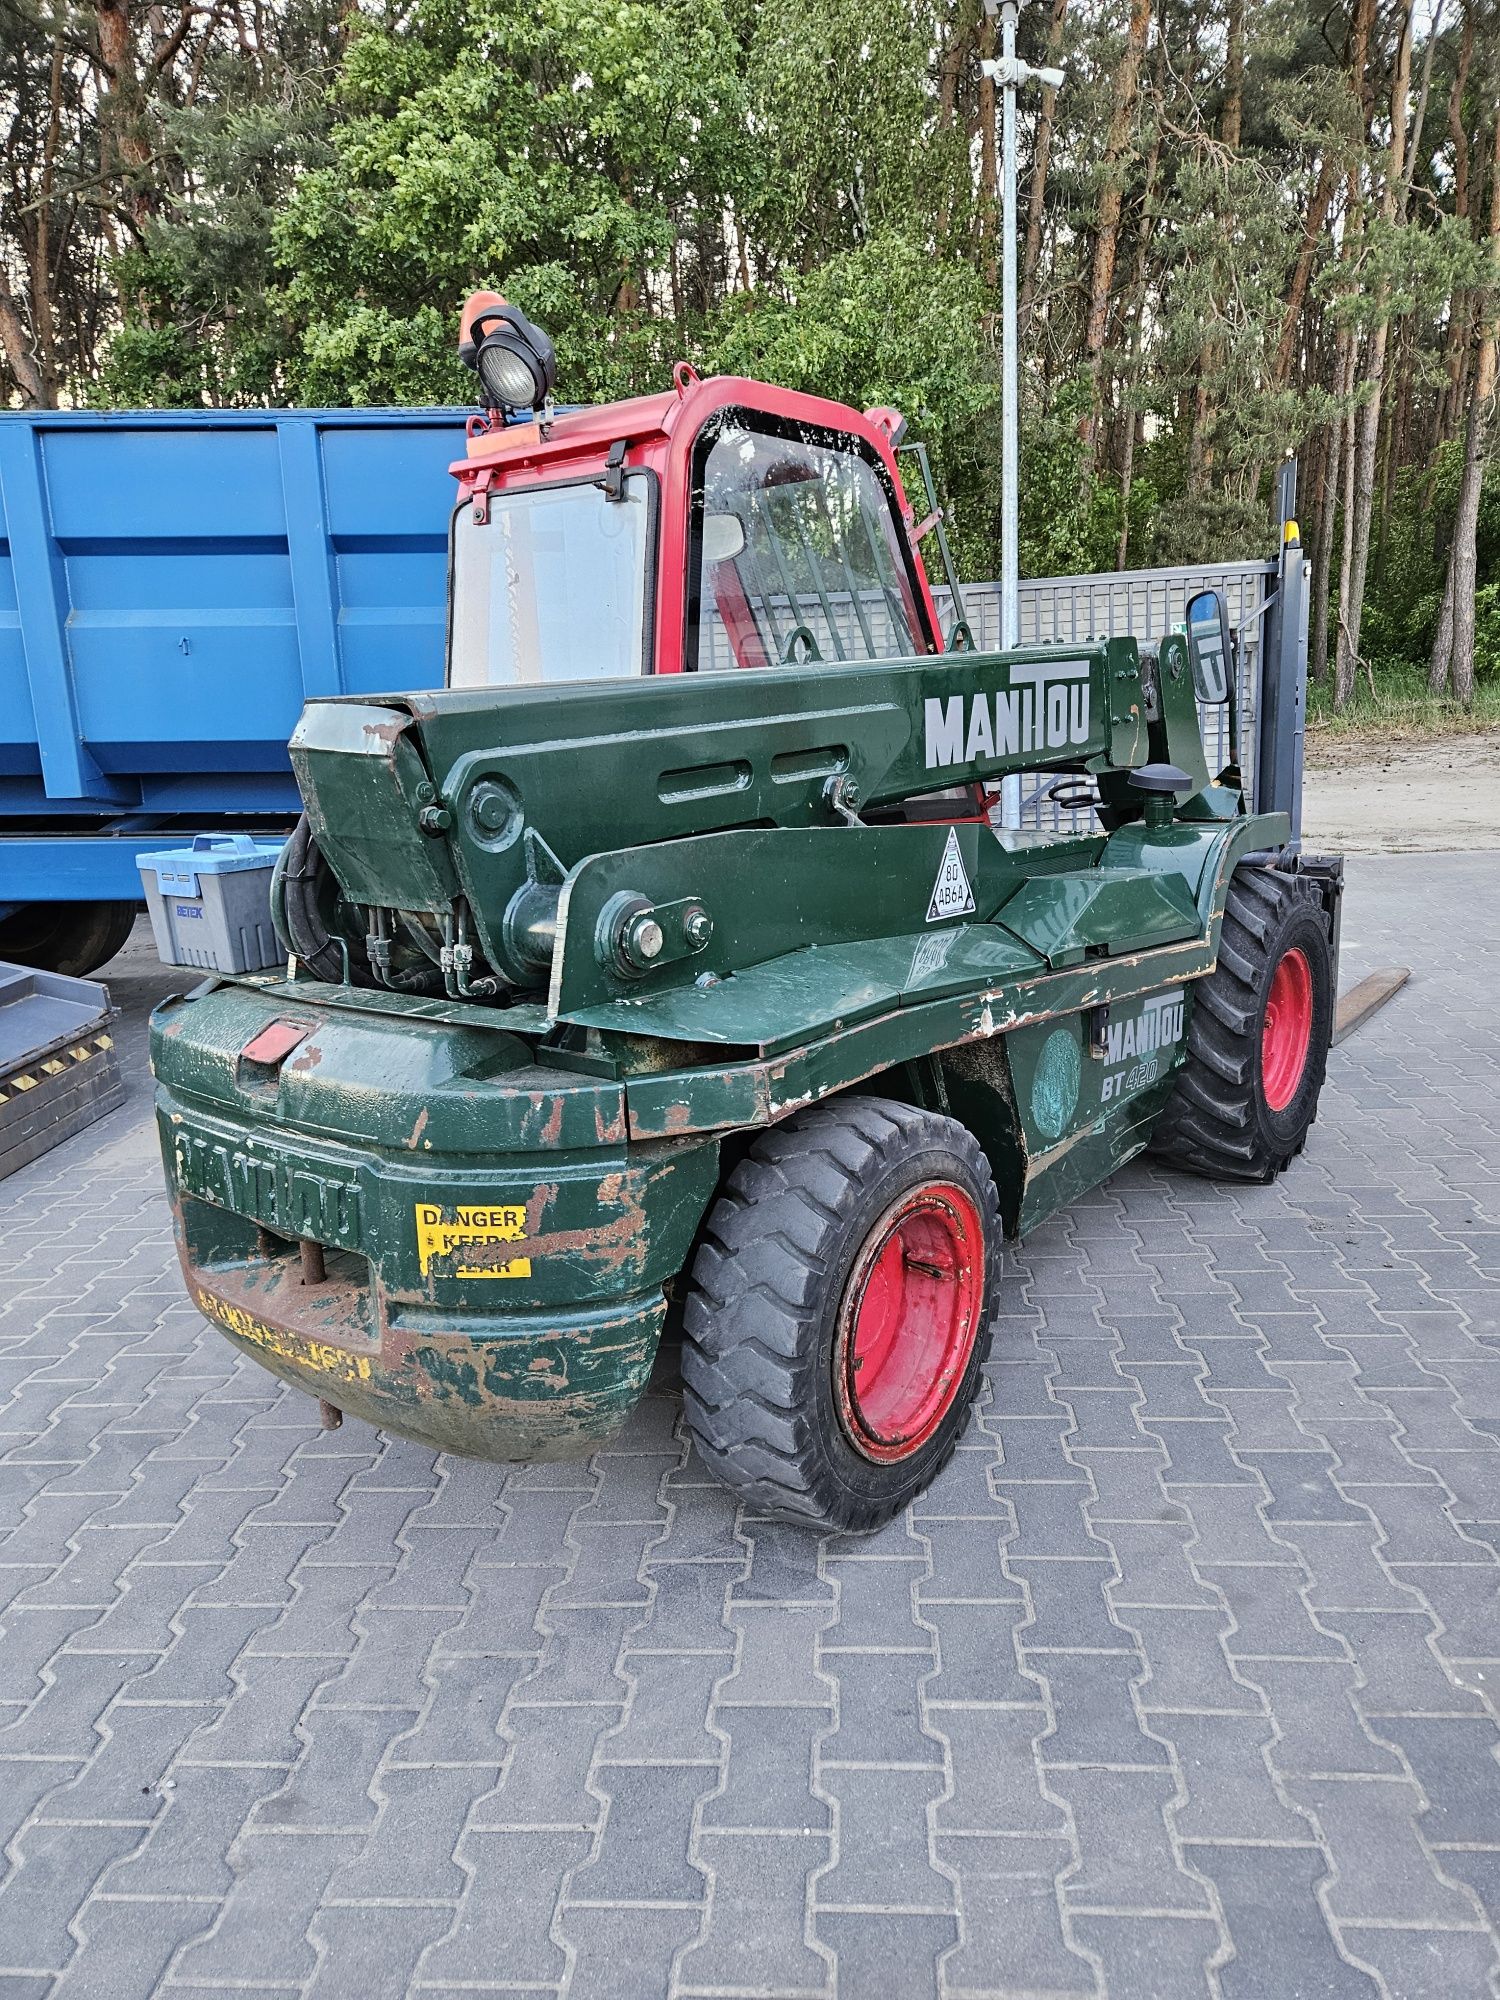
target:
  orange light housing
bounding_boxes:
[459,289,507,354]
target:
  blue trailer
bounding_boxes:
[0,407,470,972]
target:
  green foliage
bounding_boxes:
[3,0,1485,707]
[99,34,342,407]
[1307,654,1500,734]
[737,0,951,273]
[1358,453,1500,680]
[701,235,1000,574]
[1015,378,1125,578]
[1474,585,1500,683]
[295,305,471,408]
[271,0,748,407]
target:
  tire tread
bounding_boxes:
[1150,867,1331,1184]
[681,1093,1000,1529]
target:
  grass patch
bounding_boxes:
[1305,660,1500,747]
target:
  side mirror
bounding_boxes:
[702,512,747,563]
[1185,589,1232,704]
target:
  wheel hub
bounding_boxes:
[835,1183,985,1463]
[1262,946,1313,1112]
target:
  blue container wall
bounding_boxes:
[0,409,468,819]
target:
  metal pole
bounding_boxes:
[983,3,1063,831]
[1000,0,1019,652]
[1256,453,1306,841]
[998,0,1022,828]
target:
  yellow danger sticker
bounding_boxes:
[196,1289,374,1383]
[415,1203,533,1279]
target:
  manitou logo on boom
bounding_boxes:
[924,659,1092,770]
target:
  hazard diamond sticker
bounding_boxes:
[926,826,976,924]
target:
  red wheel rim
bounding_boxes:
[834,1183,985,1463]
[1262,946,1313,1112]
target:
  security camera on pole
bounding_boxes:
[981,0,1064,829]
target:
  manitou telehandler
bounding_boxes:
[151,296,1340,1530]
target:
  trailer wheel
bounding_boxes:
[0,900,138,977]
[681,1095,1001,1531]
[1150,866,1333,1184]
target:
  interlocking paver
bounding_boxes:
[470,1702,607,1828]
[1288,1773,1483,1928]
[1,864,1497,1996]
[47,1896,211,2000]
[0,1821,149,1975]
[676,1834,825,1994]
[419,1828,590,1985]
[1164,1713,1309,1842]
[1068,1914,1222,2000]
[815,1766,954,1910]
[564,1904,707,2000]
[1057,1766,1216,1915]
[1190,1842,1379,1997]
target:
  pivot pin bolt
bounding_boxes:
[627,915,665,964]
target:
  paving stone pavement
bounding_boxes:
[1,851,1498,2000]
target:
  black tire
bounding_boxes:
[681,1094,1002,1531]
[1150,865,1333,1183]
[0,899,138,977]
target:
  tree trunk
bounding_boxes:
[1432,10,1478,453]
[0,273,44,405]
[1450,4,1475,219]
[1019,0,1070,327]
[1079,0,1151,486]
[95,0,159,238]
[936,0,978,244]
[1334,331,1362,705]
[1429,552,1457,693]
[31,39,65,407]
[1187,368,1214,494]
[1431,97,1500,702]
[1116,96,1163,568]
[1312,324,1352,682]
[977,7,998,291]
[1337,334,1388,700]
[1273,156,1336,386]
[1335,0,1417,704]
[1222,0,1244,147]
[1449,394,1486,707]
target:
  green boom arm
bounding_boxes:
[288,639,1179,999]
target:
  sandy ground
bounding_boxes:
[1301,725,1500,852]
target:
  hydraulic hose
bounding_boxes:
[276,813,377,987]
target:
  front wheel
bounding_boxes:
[681,1095,1001,1531]
[1150,865,1333,1183]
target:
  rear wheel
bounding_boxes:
[1150,866,1333,1183]
[0,900,138,977]
[681,1095,1001,1531]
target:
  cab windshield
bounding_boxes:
[448,474,652,686]
[689,417,925,671]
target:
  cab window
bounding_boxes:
[689,417,926,671]
[448,474,652,686]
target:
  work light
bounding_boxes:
[458,293,556,414]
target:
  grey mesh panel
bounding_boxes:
[931,562,1274,832]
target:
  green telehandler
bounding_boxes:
[151,322,1340,1530]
